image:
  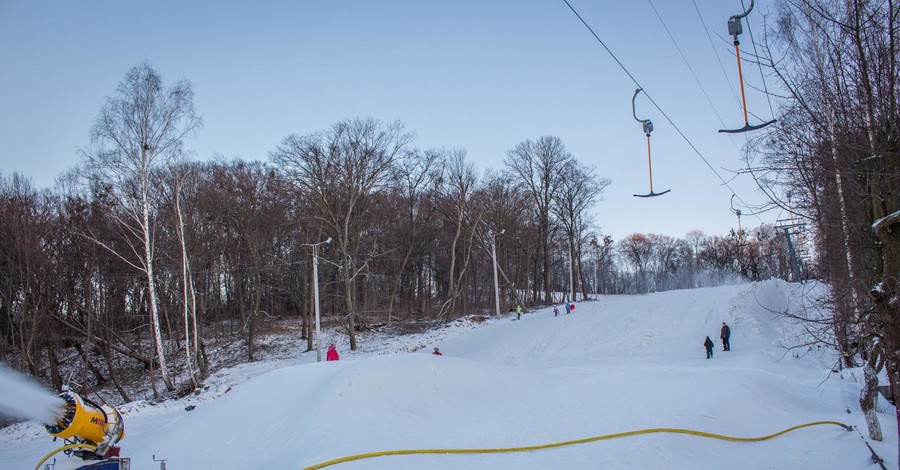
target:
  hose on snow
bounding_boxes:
[303,421,852,469]
[33,443,98,470]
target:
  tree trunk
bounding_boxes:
[101,342,131,403]
[388,242,415,324]
[73,342,106,389]
[873,212,900,462]
[348,314,358,351]
[861,363,883,441]
[46,345,62,392]
[176,187,199,388]
[343,247,358,351]
[144,197,174,391]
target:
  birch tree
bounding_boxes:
[83,62,201,392]
[757,0,899,448]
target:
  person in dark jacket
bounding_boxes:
[720,322,731,351]
[704,336,715,359]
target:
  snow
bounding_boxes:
[0,364,64,425]
[1,280,896,469]
[872,209,900,233]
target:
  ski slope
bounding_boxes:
[1,280,896,469]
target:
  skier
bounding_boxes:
[565,302,571,314]
[326,344,340,361]
[704,336,715,359]
[553,304,559,317]
[516,304,522,320]
[721,322,731,351]
[432,347,443,356]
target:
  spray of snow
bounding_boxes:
[0,363,64,425]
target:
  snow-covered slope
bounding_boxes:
[2,280,895,469]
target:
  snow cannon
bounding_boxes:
[40,389,127,468]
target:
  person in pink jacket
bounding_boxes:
[326,344,340,361]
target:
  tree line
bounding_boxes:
[748,0,900,454]
[0,62,800,403]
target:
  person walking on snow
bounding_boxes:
[553,304,559,317]
[516,304,522,320]
[565,302,571,314]
[704,336,715,359]
[720,322,731,351]
[326,344,340,361]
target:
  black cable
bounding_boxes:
[648,0,765,223]
[740,0,777,121]
[648,0,728,130]
[691,0,742,115]
[560,0,757,213]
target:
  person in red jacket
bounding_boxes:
[432,347,443,356]
[326,344,339,361]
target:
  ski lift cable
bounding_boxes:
[718,0,776,133]
[691,0,743,116]
[652,0,750,162]
[739,0,777,121]
[690,0,762,155]
[647,0,729,131]
[560,0,753,209]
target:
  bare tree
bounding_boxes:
[755,0,899,449]
[385,148,440,323]
[164,164,203,387]
[550,159,610,301]
[505,136,573,304]
[0,174,55,377]
[272,117,413,349]
[82,62,201,392]
[434,150,482,321]
[619,234,653,294]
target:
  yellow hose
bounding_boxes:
[33,443,98,470]
[303,421,851,470]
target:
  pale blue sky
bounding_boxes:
[0,0,782,241]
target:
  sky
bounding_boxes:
[0,0,787,242]
[1,280,893,469]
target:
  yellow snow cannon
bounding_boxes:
[43,389,125,459]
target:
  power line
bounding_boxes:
[560,0,758,215]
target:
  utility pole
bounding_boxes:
[490,229,505,316]
[305,237,332,362]
[568,241,575,302]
